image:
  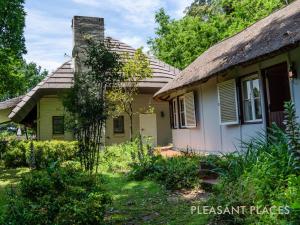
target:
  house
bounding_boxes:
[154,0,300,153]
[0,16,180,146]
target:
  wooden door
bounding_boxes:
[263,62,291,128]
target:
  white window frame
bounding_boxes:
[172,98,178,128]
[179,96,186,128]
[241,74,262,123]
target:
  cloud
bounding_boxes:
[119,36,149,52]
[72,0,163,28]
[168,0,194,18]
[24,0,193,71]
[24,8,72,71]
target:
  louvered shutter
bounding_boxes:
[184,92,197,128]
[217,79,239,125]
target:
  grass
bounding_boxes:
[0,164,30,218]
[0,168,209,224]
[103,172,209,225]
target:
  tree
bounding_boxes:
[0,59,47,101]
[0,0,26,57]
[0,0,47,100]
[64,38,123,174]
[108,48,152,140]
[148,0,294,70]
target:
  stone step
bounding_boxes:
[202,179,219,185]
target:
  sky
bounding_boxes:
[24,0,193,72]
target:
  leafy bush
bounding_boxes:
[3,163,111,225]
[98,141,138,172]
[129,155,201,190]
[208,102,300,224]
[2,140,78,168]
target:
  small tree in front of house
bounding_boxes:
[108,48,152,140]
[64,38,123,174]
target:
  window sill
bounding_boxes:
[113,133,125,137]
[243,120,263,125]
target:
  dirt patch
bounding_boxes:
[168,188,210,203]
[155,146,183,158]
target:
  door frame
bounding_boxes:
[261,62,291,128]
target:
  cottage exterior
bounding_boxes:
[154,1,300,153]
[0,16,179,146]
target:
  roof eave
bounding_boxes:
[154,42,300,101]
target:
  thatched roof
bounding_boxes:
[154,0,300,99]
[0,96,24,110]
[6,37,179,123]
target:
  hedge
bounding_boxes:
[1,139,78,168]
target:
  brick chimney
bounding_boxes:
[72,16,104,73]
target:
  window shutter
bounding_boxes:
[217,79,239,125]
[184,92,197,128]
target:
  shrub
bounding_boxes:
[3,164,111,225]
[129,155,202,190]
[98,141,138,172]
[3,140,27,167]
[2,140,78,168]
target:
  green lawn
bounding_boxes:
[0,166,30,218]
[103,172,209,225]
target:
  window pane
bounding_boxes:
[181,112,186,126]
[243,100,253,121]
[243,80,251,100]
[252,79,260,98]
[173,100,178,128]
[113,116,124,133]
[254,98,262,119]
[179,98,185,126]
[53,116,64,135]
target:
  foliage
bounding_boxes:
[107,48,152,140]
[64,38,123,174]
[129,154,202,190]
[208,101,300,224]
[0,52,47,100]
[149,0,293,69]
[98,141,138,172]
[0,0,47,100]
[3,164,111,225]
[2,140,78,168]
[283,101,300,170]
[0,0,26,57]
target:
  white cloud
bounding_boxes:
[72,0,163,27]
[72,0,100,6]
[24,8,72,71]
[119,36,149,52]
[24,0,193,71]
[168,0,194,18]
